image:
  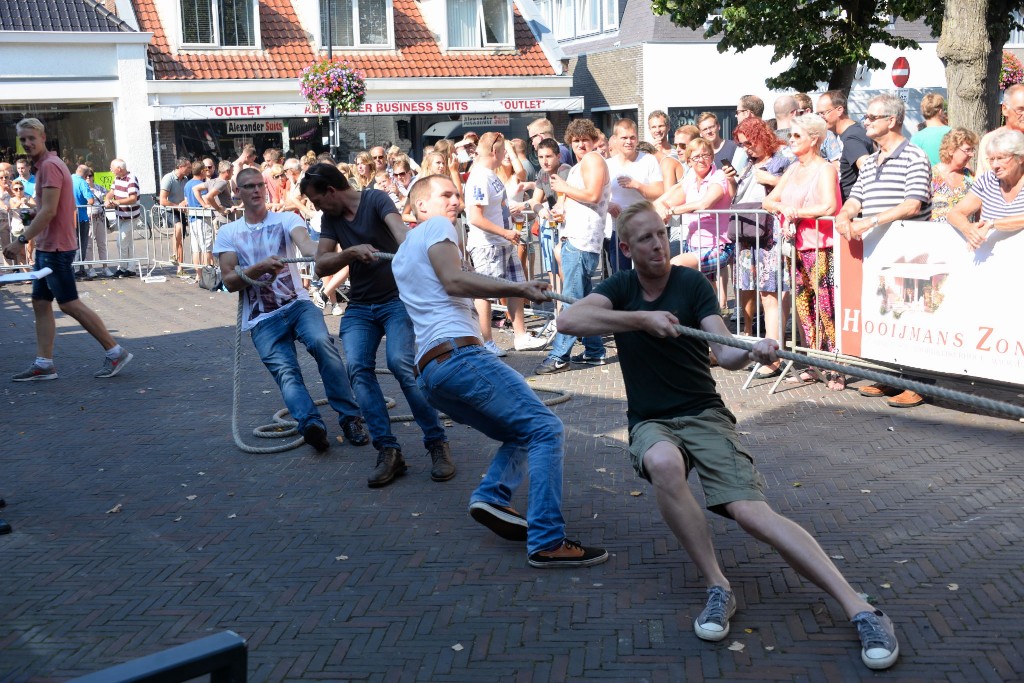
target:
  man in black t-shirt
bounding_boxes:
[818,90,873,202]
[301,163,453,488]
[556,201,900,672]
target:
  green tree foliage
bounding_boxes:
[649,0,938,93]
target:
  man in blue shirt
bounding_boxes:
[15,157,35,198]
[72,165,95,279]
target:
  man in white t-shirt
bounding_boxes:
[464,131,547,355]
[391,174,608,569]
[606,118,664,273]
[214,167,369,453]
[535,118,611,375]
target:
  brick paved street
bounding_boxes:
[1,275,1022,682]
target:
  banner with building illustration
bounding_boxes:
[836,220,1024,385]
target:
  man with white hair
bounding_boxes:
[834,94,932,409]
[104,158,140,277]
[978,83,1024,173]
[4,118,133,381]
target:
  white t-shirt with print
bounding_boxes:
[464,165,510,249]
[213,211,309,331]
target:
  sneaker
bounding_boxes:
[310,287,326,310]
[528,539,608,568]
[302,423,330,453]
[469,501,527,541]
[428,441,456,482]
[484,340,508,357]
[74,268,86,280]
[95,349,133,378]
[12,364,58,382]
[514,334,548,351]
[86,268,98,280]
[852,610,899,670]
[341,415,370,446]
[535,357,569,375]
[570,353,606,366]
[331,303,343,317]
[367,446,408,488]
[101,267,116,278]
[694,586,736,641]
[121,270,137,278]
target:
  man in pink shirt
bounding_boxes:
[3,118,132,381]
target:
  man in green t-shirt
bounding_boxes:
[556,201,900,672]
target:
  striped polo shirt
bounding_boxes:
[849,139,932,219]
[111,172,142,219]
[968,171,1024,220]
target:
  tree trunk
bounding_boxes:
[827,61,857,97]
[986,23,1012,130]
[937,0,990,135]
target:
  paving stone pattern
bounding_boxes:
[1,277,1022,682]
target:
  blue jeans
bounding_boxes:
[417,343,565,555]
[549,241,605,361]
[250,300,361,434]
[339,298,445,452]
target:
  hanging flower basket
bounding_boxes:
[299,59,367,115]
[1000,50,1023,91]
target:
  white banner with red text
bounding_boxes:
[150,98,584,121]
[836,219,1024,385]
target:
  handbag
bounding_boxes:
[731,201,773,246]
[198,265,224,291]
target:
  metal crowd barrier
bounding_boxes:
[147,204,237,281]
[67,630,247,683]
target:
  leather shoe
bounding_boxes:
[302,423,330,453]
[858,383,902,398]
[428,441,456,482]
[368,447,408,488]
[887,390,924,408]
[341,416,370,446]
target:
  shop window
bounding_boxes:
[180,0,258,47]
[447,0,513,48]
[535,0,617,41]
[320,0,393,48]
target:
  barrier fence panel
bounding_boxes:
[147,205,231,280]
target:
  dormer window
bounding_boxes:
[180,0,258,47]
[447,0,513,48]
[320,0,394,48]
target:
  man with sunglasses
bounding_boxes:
[214,167,370,454]
[300,163,455,488]
[817,90,873,202]
[834,95,932,409]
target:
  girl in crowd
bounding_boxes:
[353,151,375,190]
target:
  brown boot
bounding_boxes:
[367,447,407,488]
[428,441,456,482]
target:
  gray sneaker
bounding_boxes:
[694,586,736,641]
[852,610,899,670]
[12,364,58,382]
[95,349,133,378]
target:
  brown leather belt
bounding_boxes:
[415,336,481,377]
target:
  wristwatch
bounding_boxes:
[17,234,28,244]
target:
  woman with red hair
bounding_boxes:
[728,117,793,377]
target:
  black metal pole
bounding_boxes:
[326,0,337,160]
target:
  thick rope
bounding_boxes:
[543,289,1024,420]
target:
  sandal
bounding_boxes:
[785,368,820,384]
[827,373,846,392]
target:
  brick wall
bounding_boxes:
[568,45,642,115]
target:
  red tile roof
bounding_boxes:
[133,0,555,81]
